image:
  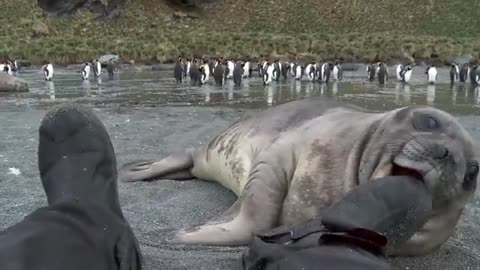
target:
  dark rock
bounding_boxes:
[152,64,175,71]
[37,0,127,18]
[0,73,29,92]
[116,63,137,71]
[67,64,85,71]
[98,54,120,65]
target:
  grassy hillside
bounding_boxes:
[1,0,480,65]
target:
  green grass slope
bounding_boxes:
[1,0,479,65]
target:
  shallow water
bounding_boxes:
[1,64,480,270]
[3,64,480,115]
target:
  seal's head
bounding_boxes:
[363,106,479,211]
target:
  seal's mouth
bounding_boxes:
[391,163,424,182]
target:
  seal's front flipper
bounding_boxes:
[322,175,433,254]
[118,150,195,182]
[167,160,288,246]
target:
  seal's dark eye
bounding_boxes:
[412,113,440,131]
[467,161,479,179]
[463,161,479,190]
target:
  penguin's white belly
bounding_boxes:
[333,66,339,80]
[396,65,403,80]
[45,65,54,80]
[243,63,250,77]
[295,66,302,79]
[201,64,210,83]
[264,66,274,84]
[427,68,437,83]
[227,62,234,78]
[404,70,412,82]
[83,67,91,80]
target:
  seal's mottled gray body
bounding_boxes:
[120,98,479,257]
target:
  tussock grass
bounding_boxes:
[1,0,479,65]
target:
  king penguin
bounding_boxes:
[332,61,343,81]
[259,59,268,77]
[305,62,316,81]
[273,60,281,81]
[295,64,303,80]
[450,63,459,84]
[43,62,54,81]
[184,58,191,78]
[367,63,376,81]
[290,62,296,77]
[93,59,101,78]
[242,60,251,78]
[208,58,215,76]
[213,61,225,86]
[426,64,437,84]
[189,59,202,86]
[225,60,234,79]
[12,60,19,72]
[233,61,243,87]
[320,62,331,83]
[82,62,91,80]
[200,59,210,85]
[401,65,412,83]
[281,61,289,80]
[377,62,388,85]
[106,60,115,79]
[174,57,184,83]
[396,64,404,81]
[263,62,274,85]
[459,63,469,83]
[470,65,479,86]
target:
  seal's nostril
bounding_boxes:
[441,148,449,159]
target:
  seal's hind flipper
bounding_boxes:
[118,150,196,182]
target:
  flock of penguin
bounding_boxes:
[367,62,480,85]
[2,56,479,88]
[0,59,115,82]
[173,57,344,86]
[174,57,480,87]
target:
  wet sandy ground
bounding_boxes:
[1,66,480,269]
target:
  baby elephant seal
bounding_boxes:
[120,98,479,257]
[242,175,433,270]
[0,105,142,270]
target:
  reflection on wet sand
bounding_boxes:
[295,80,301,95]
[332,82,338,95]
[403,84,411,103]
[452,84,457,105]
[266,85,274,106]
[395,83,401,105]
[427,84,435,105]
[203,85,211,103]
[46,81,55,100]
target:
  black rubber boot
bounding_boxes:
[37,104,124,218]
[0,104,142,270]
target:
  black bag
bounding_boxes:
[242,176,433,270]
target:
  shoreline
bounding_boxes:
[16,58,471,72]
